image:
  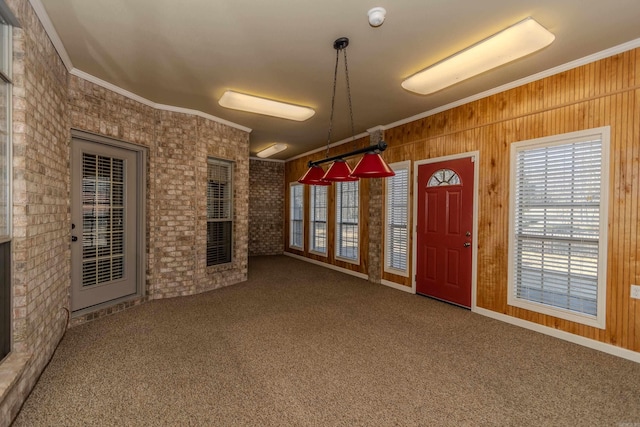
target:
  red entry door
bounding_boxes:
[416,157,474,307]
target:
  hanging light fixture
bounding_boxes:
[322,37,357,182]
[298,164,331,186]
[351,151,395,177]
[298,37,394,185]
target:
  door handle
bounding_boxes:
[463,242,471,247]
[71,236,78,242]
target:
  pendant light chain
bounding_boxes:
[298,36,395,185]
[326,47,340,159]
[343,49,356,149]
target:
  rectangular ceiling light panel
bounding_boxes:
[256,143,288,158]
[219,90,315,121]
[402,17,555,95]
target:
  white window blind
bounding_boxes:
[207,158,233,266]
[289,183,304,249]
[509,129,609,327]
[310,185,327,255]
[385,161,410,275]
[336,181,359,261]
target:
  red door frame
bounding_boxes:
[412,152,478,308]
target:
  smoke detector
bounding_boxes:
[367,7,386,27]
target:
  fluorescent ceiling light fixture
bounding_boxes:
[256,143,288,158]
[218,90,315,121]
[401,17,555,95]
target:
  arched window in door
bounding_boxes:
[427,168,461,186]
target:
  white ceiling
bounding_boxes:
[37,0,640,160]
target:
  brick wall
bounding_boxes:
[249,159,284,256]
[151,111,199,297]
[367,130,383,284]
[67,82,250,300]
[1,0,71,423]
[195,117,249,293]
[0,0,251,422]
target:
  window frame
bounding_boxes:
[507,127,610,329]
[289,182,304,250]
[335,180,359,264]
[384,160,410,277]
[206,157,234,267]
[0,20,11,244]
[309,185,328,256]
[0,3,17,360]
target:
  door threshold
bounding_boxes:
[416,293,470,310]
[70,294,146,326]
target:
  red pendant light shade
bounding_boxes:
[351,152,395,178]
[298,165,331,185]
[322,160,358,182]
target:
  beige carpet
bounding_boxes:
[13,255,640,426]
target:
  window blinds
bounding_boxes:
[289,184,304,249]
[207,159,233,266]
[385,165,409,273]
[310,186,328,254]
[336,181,359,260]
[513,139,602,316]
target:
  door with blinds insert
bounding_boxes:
[71,138,139,311]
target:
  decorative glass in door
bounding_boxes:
[82,153,125,287]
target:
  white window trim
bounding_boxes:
[384,160,410,277]
[335,181,360,265]
[309,185,328,257]
[289,182,304,250]
[507,127,610,329]
[207,158,234,267]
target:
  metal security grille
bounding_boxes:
[82,153,125,287]
[385,165,409,272]
[336,181,359,260]
[513,138,602,316]
[310,186,327,254]
[207,158,233,266]
[289,184,304,249]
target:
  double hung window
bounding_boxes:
[289,183,304,250]
[385,161,410,275]
[207,158,233,266]
[508,128,609,328]
[0,2,18,358]
[335,181,359,262]
[309,186,327,255]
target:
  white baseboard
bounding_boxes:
[380,279,414,293]
[283,252,369,280]
[473,307,640,363]
[282,253,639,363]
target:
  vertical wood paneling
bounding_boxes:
[284,48,640,352]
[631,89,640,351]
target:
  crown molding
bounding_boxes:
[30,0,251,133]
[366,125,386,133]
[249,156,285,163]
[69,69,252,133]
[29,0,73,70]
[290,37,640,163]
[384,37,640,131]
[29,0,640,154]
[285,131,370,162]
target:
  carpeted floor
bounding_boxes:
[13,255,640,426]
